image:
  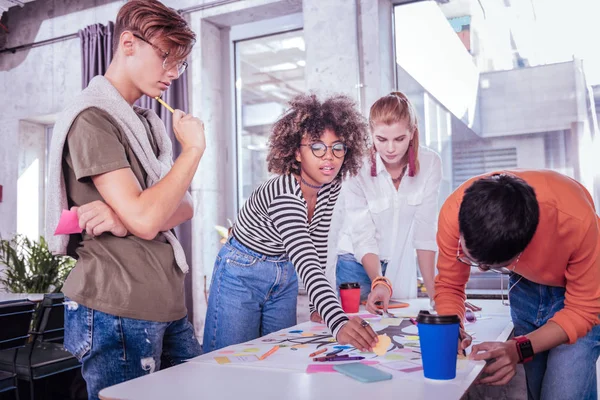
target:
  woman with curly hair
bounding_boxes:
[203,93,377,352]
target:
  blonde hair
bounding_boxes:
[369,91,420,176]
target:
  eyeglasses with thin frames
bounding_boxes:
[300,142,347,159]
[456,238,522,306]
[133,33,188,76]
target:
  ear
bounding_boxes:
[295,148,302,164]
[120,31,136,56]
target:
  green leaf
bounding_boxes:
[0,234,75,294]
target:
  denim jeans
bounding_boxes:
[509,274,600,400]
[64,299,202,400]
[203,237,298,353]
[336,253,388,301]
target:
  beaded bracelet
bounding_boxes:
[371,276,393,297]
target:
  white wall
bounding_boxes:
[0,0,124,239]
[479,62,578,137]
[16,121,46,240]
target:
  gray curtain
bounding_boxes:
[79,22,114,89]
[135,72,193,288]
[136,83,195,323]
[79,22,195,321]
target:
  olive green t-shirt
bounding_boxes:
[61,107,186,322]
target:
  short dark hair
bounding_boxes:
[267,93,369,179]
[459,174,539,264]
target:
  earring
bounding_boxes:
[408,140,416,177]
[370,149,377,177]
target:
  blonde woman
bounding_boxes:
[334,92,442,314]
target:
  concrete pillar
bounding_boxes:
[359,0,395,114]
[303,0,395,113]
[303,0,360,101]
[187,16,229,338]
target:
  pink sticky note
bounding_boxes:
[54,209,83,235]
[306,364,338,374]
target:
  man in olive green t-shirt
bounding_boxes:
[56,1,204,398]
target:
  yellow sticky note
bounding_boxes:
[243,348,260,353]
[373,335,392,356]
[214,356,231,365]
[384,353,406,360]
[380,318,402,326]
[404,335,420,341]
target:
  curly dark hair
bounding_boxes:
[266,93,369,179]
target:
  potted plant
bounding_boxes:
[0,234,75,293]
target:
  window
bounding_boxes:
[234,30,306,206]
[393,0,600,292]
[17,123,52,240]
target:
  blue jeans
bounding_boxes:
[64,299,201,400]
[336,253,388,301]
[203,237,298,353]
[509,274,600,400]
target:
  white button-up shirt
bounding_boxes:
[330,146,442,299]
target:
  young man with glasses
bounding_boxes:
[434,171,600,399]
[203,94,380,353]
[46,1,203,397]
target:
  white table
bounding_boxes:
[100,299,513,400]
[0,293,45,303]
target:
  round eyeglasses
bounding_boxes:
[133,33,188,76]
[456,238,521,274]
[300,142,347,159]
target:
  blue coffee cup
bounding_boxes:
[417,310,460,380]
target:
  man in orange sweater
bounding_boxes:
[434,170,600,400]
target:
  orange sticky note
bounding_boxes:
[373,335,392,356]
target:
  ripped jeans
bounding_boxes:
[63,298,202,400]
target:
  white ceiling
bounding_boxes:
[238,30,305,106]
[0,0,36,14]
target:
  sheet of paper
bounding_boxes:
[381,360,423,372]
[214,355,259,365]
[401,325,419,335]
[54,209,83,235]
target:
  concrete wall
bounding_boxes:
[478,62,578,136]
[16,121,46,240]
[0,0,124,239]
[0,0,397,332]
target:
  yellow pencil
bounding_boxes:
[154,96,174,113]
[259,345,279,360]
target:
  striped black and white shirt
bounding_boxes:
[232,174,349,338]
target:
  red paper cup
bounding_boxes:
[339,282,361,313]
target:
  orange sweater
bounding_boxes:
[434,170,600,344]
